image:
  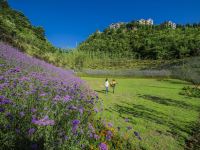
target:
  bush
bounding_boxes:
[180,86,200,98]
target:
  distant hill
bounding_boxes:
[0,0,69,67]
[78,19,200,60]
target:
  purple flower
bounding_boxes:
[106,130,113,141]
[32,116,55,126]
[28,128,36,135]
[107,122,113,128]
[68,105,77,110]
[0,98,12,105]
[94,108,99,113]
[88,123,95,133]
[99,143,108,150]
[72,119,80,126]
[0,96,5,100]
[63,95,71,102]
[90,133,93,138]
[64,136,68,140]
[72,119,80,134]
[93,134,99,140]
[53,95,61,101]
[40,93,46,97]
[19,111,25,117]
[31,108,37,113]
[79,107,84,115]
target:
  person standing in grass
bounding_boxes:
[105,78,109,94]
[110,79,117,94]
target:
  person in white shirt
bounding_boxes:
[105,78,109,94]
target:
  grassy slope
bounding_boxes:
[82,77,200,150]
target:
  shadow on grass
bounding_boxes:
[186,116,200,150]
[138,94,199,111]
[0,137,45,150]
[95,90,112,94]
[160,79,190,85]
[146,85,178,90]
[109,101,194,139]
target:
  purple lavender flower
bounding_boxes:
[99,143,108,150]
[64,136,68,140]
[0,96,5,100]
[31,108,37,113]
[19,111,25,117]
[63,95,71,102]
[0,98,12,105]
[40,93,46,97]
[88,123,95,133]
[72,119,80,134]
[79,107,84,115]
[93,134,99,140]
[53,95,61,101]
[28,128,36,135]
[94,108,99,113]
[32,116,55,126]
[106,130,113,141]
[90,133,93,138]
[68,105,77,110]
[72,119,80,126]
[107,122,113,128]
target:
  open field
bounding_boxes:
[82,77,200,150]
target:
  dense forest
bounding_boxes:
[78,20,200,60]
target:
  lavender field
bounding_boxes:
[0,43,134,149]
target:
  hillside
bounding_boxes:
[78,20,200,60]
[0,42,136,149]
[0,0,71,68]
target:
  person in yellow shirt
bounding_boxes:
[110,79,117,94]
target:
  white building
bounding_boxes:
[138,18,154,25]
[109,22,125,29]
[163,21,176,29]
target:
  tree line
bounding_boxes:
[78,21,200,60]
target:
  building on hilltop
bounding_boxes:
[162,21,176,29]
[109,22,125,29]
[138,18,153,25]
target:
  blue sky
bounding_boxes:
[8,0,200,48]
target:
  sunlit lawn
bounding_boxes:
[82,77,200,150]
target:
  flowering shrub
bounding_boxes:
[0,43,135,149]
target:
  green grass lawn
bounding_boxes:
[82,77,200,150]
